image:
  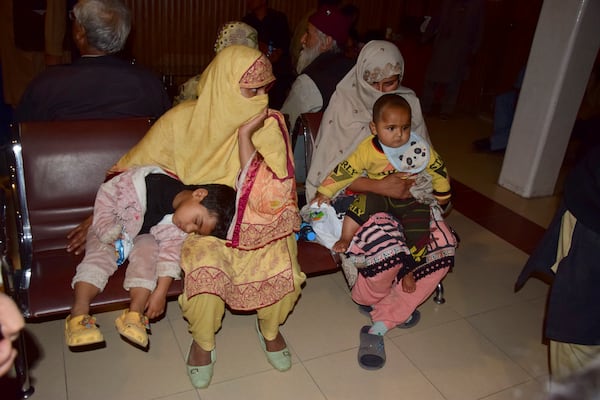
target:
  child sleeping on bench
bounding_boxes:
[65,166,235,349]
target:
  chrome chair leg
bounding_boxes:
[433,282,445,304]
[14,331,35,399]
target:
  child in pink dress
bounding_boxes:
[65,166,236,349]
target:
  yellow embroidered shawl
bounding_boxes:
[114,45,288,188]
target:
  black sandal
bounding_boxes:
[397,310,420,329]
[357,325,386,370]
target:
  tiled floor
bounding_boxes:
[2,113,566,400]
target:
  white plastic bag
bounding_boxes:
[300,203,342,250]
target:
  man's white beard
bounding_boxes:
[296,43,322,74]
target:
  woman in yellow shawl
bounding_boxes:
[113,45,305,388]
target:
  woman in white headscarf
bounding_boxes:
[304,40,457,372]
[305,40,430,202]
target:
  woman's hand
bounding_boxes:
[66,215,93,255]
[348,173,415,200]
[239,108,268,139]
[310,192,331,206]
[238,108,269,166]
[380,173,415,199]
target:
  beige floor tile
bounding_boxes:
[169,304,300,385]
[64,316,192,400]
[387,296,464,339]
[157,391,202,400]
[198,365,326,400]
[91,308,126,332]
[441,212,548,317]
[212,312,295,383]
[282,274,369,361]
[428,116,561,228]
[23,319,68,400]
[165,296,183,318]
[480,379,549,400]
[392,319,531,400]
[468,298,549,378]
[328,269,353,294]
[304,347,445,400]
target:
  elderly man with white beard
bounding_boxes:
[281,4,353,183]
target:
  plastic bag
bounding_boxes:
[114,230,133,266]
[300,203,343,250]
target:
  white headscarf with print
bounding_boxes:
[305,40,430,201]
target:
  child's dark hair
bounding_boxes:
[372,94,412,123]
[187,183,236,239]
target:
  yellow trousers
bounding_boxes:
[178,273,303,352]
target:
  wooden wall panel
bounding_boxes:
[125,0,245,82]
[117,0,535,114]
[122,0,408,86]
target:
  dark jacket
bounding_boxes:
[303,51,354,110]
[15,55,171,122]
[516,145,600,345]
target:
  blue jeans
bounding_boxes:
[489,90,518,151]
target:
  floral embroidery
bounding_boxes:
[80,315,98,329]
[214,21,258,53]
[239,54,275,88]
[363,61,403,84]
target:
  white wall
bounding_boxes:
[498,0,600,197]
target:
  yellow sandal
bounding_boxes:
[65,314,104,347]
[115,309,149,347]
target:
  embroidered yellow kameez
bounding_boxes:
[114,45,305,349]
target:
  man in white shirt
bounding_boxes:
[281,5,353,182]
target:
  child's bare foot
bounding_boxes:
[402,272,416,293]
[332,238,350,253]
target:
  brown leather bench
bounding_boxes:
[1,119,177,317]
[0,117,340,398]
[292,112,343,275]
[1,118,171,398]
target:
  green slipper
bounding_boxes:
[255,319,291,371]
[185,341,215,389]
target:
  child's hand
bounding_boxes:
[310,192,331,206]
[145,291,167,320]
[239,108,268,139]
